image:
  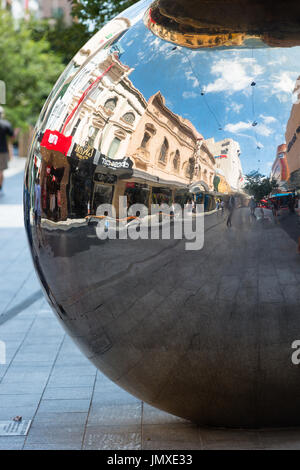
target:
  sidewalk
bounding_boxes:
[1,158,300,449]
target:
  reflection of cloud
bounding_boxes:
[267,161,273,167]
[267,56,287,66]
[185,70,200,88]
[205,58,264,94]
[225,120,274,136]
[183,91,198,99]
[270,71,298,102]
[226,102,243,114]
[260,114,277,124]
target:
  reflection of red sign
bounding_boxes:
[41,130,72,156]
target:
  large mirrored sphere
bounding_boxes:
[24,0,300,426]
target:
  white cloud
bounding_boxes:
[270,71,299,102]
[225,121,252,133]
[205,57,264,95]
[259,114,277,124]
[224,120,274,137]
[183,91,198,99]
[185,70,200,88]
[226,102,243,114]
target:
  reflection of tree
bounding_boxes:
[244,172,278,202]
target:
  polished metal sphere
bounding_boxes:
[24,0,300,426]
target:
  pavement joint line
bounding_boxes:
[80,368,99,449]
[0,268,37,317]
[22,333,67,450]
[0,315,38,386]
[0,290,43,326]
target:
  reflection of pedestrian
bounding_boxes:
[34,177,41,225]
[226,196,235,227]
[0,106,14,193]
[272,199,280,218]
[221,200,224,215]
[249,197,256,216]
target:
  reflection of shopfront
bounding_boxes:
[124,182,150,207]
[92,173,116,214]
[69,158,95,218]
[174,189,192,208]
[39,148,71,222]
[151,186,172,205]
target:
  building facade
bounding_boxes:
[285,76,300,190]
[205,137,243,192]
[271,144,289,191]
[127,91,215,190]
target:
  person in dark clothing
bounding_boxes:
[0,106,14,192]
[227,195,235,227]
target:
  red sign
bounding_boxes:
[41,130,73,156]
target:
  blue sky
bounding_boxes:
[114,13,300,177]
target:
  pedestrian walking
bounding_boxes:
[221,200,225,215]
[249,197,256,217]
[226,196,235,227]
[0,106,14,193]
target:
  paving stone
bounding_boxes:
[0,436,26,450]
[37,399,91,414]
[142,424,201,450]
[87,403,142,426]
[199,428,261,450]
[43,387,94,400]
[83,425,141,450]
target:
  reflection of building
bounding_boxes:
[271,144,289,191]
[127,91,215,189]
[61,54,146,160]
[73,17,131,67]
[286,76,300,190]
[205,137,243,192]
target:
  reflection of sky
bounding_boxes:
[115,17,300,176]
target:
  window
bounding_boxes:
[89,86,102,101]
[159,138,169,163]
[107,137,121,159]
[87,126,99,147]
[122,112,135,124]
[104,98,117,111]
[71,118,81,137]
[141,132,151,149]
[173,150,180,171]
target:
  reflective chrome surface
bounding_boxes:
[24,0,300,426]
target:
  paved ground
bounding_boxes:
[2,157,300,449]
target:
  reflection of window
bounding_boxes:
[107,137,121,159]
[141,132,151,149]
[159,138,169,163]
[122,112,135,124]
[71,118,81,137]
[173,150,180,171]
[82,79,94,92]
[89,86,102,101]
[87,126,99,147]
[104,98,117,111]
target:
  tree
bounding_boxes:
[0,9,65,129]
[71,0,138,32]
[29,16,91,65]
[244,172,278,201]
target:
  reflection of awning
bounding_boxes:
[130,168,188,189]
[190,180,210,192]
